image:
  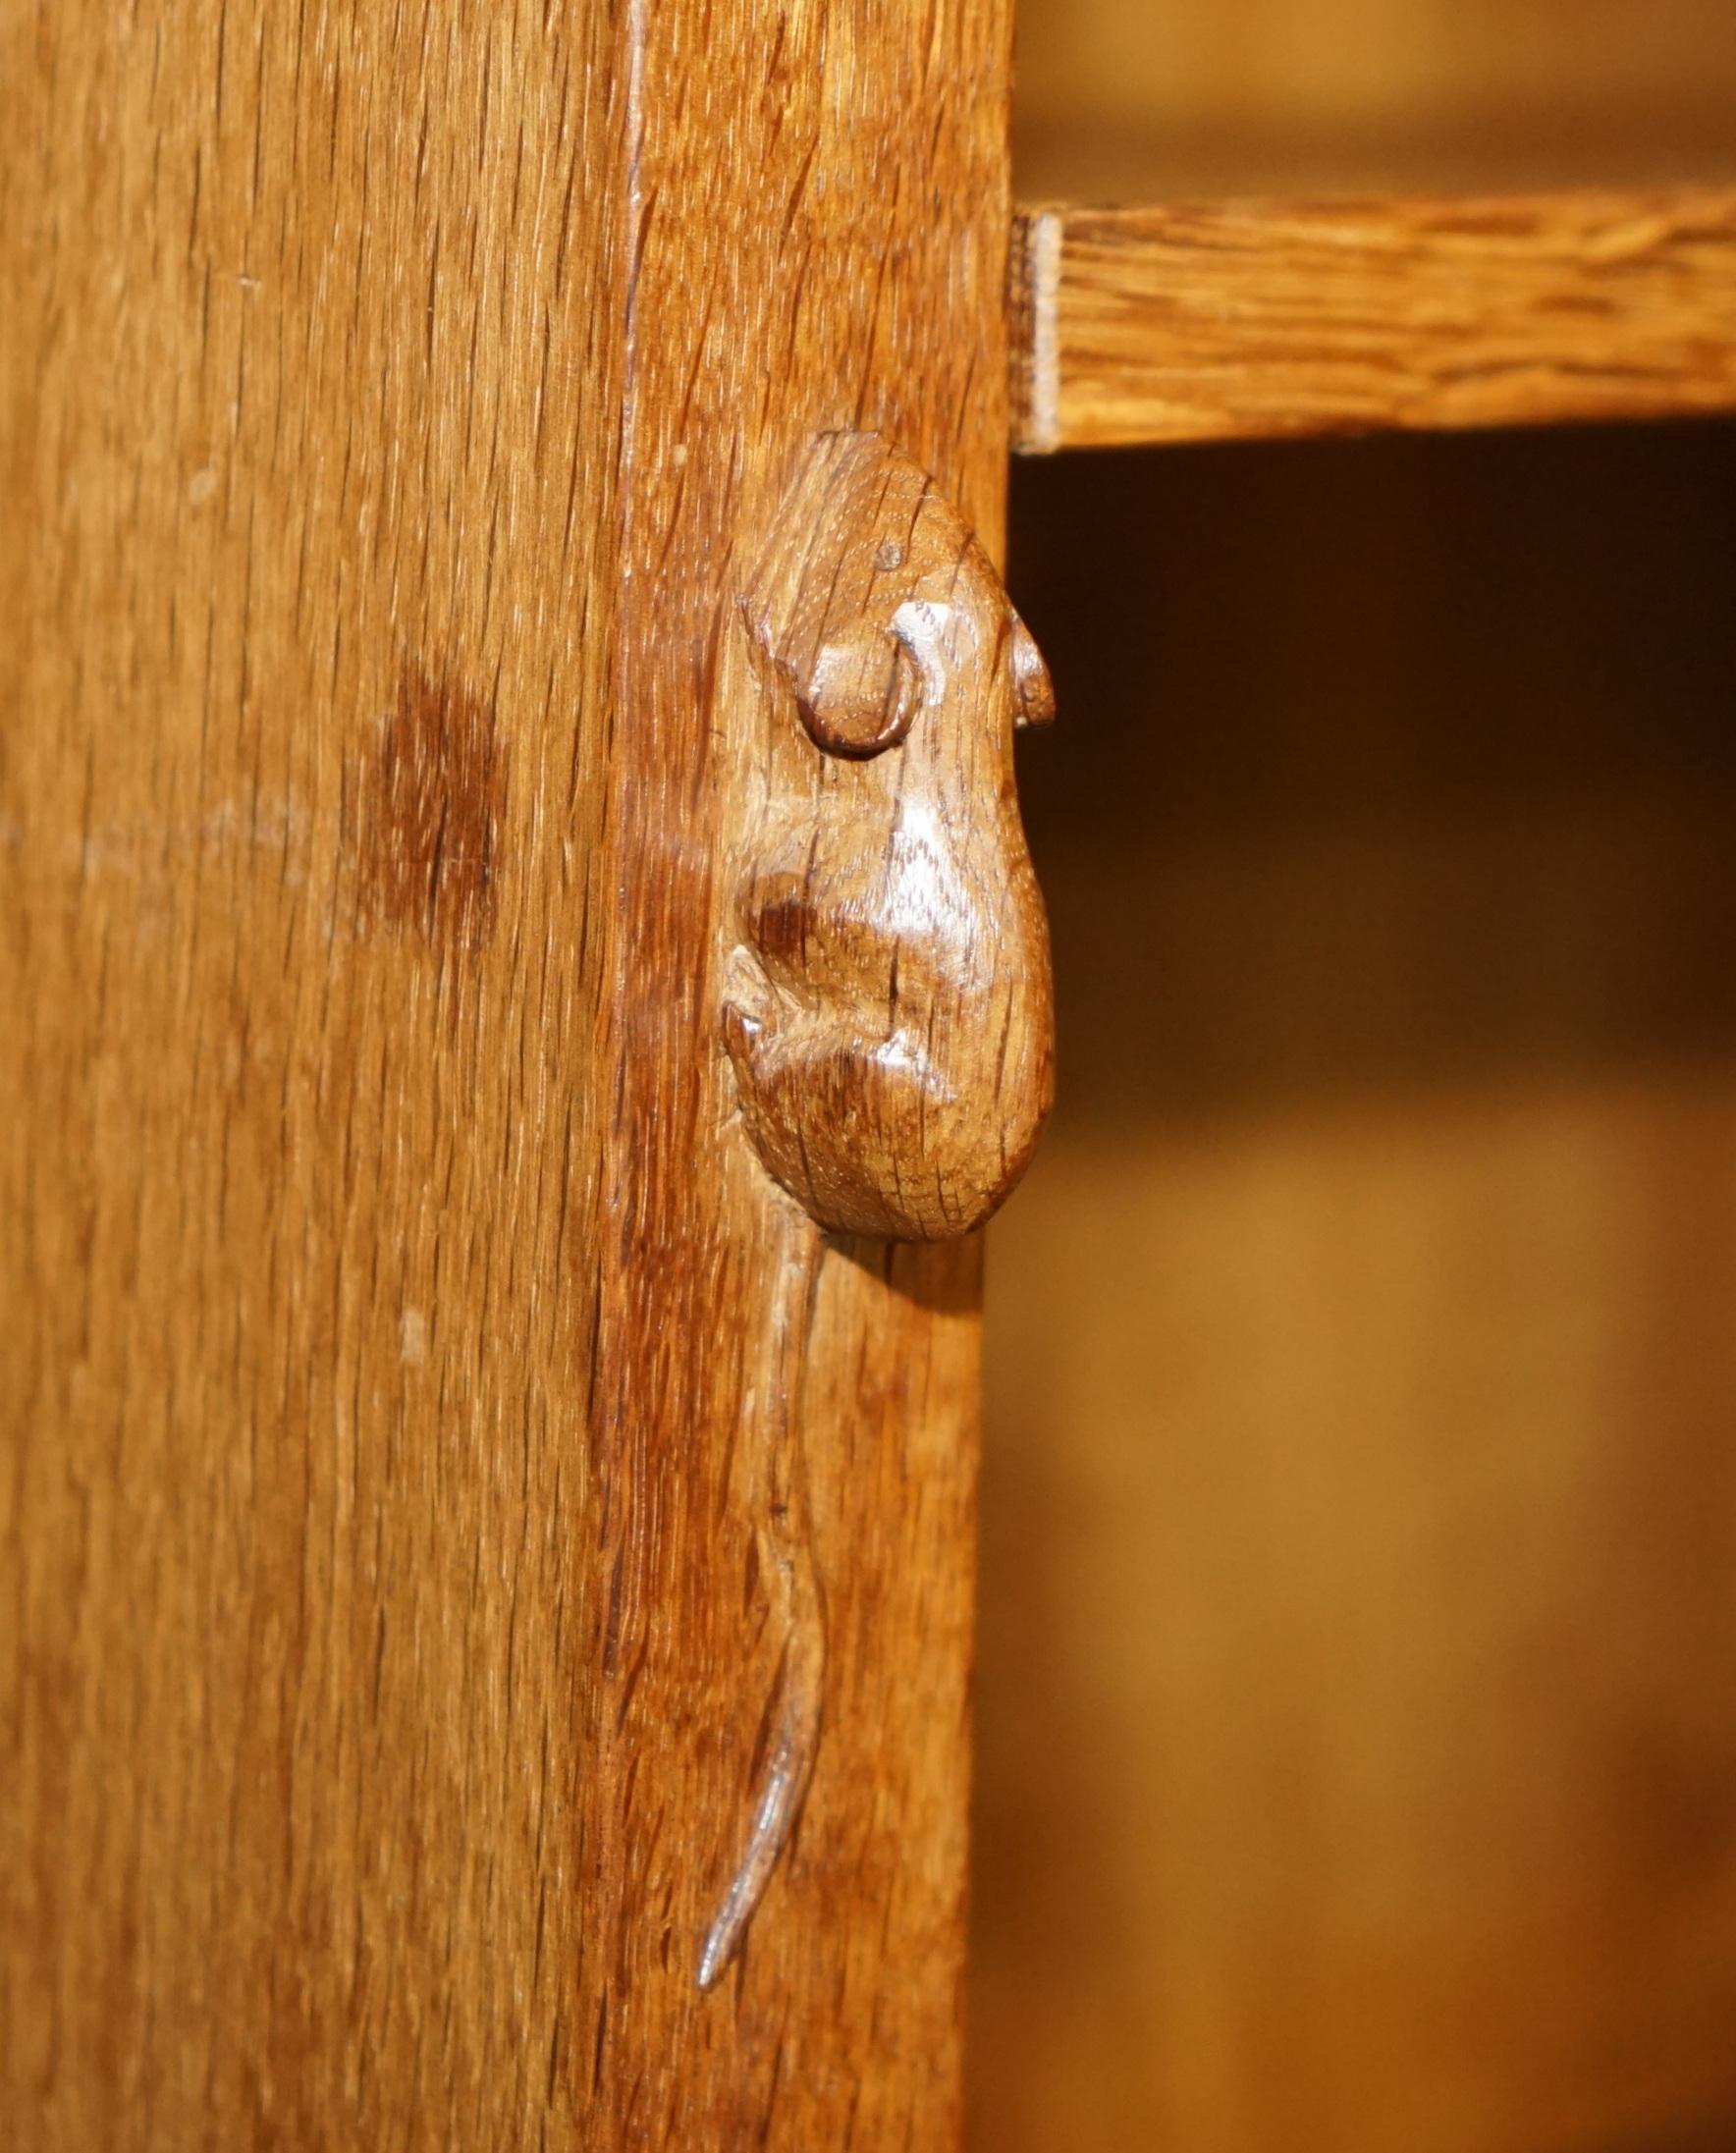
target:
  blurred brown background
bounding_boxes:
[1015,0,1736,197]
[970,7,1736,2149]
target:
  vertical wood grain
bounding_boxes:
[581,7,1013,2139]
[1,3,1012,2146]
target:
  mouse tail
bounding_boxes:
[697,1224,827,1989]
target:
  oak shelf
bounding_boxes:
[1013,186,1736,452]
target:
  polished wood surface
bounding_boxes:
[2,3,1014,2146]
[1014,189,1736,451]
[589,4,1013,2134]
[969,425,1736,2153]
[725,429,1055,1242]
[3,7,623,2140]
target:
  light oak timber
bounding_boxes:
[1,2,1018,2148]
[1014,188,1736,450]
[587,5,1020,2139]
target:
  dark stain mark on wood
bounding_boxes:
[360,663,505,947]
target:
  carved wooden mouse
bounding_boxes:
[698,432,1055,1988]
[723,429,1056,1240]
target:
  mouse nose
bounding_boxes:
[1010,609,1056,728]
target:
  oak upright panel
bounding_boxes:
[1,4,1016,2148]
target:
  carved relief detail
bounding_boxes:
[723,430,1057,1242]
[698,432,1056,1989]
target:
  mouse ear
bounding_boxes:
[794,617,920,756]
[1009,609,1056,729]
